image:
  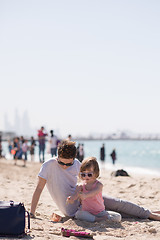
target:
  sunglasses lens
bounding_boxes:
[81,173,86,178]
[80,173,93,177]
[58,161,64,165]
[88,173,93,177]
[58,160,73,166]
[66,163,72,166]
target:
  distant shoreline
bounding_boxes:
[2,138,160,141]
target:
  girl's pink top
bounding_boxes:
[81,180,105,215]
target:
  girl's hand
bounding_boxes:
[79,192,86,200]
[66,196,74,204]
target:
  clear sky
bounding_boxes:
[0,0,160,137]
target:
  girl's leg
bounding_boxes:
[75,210,120,222]
[96,210,121,223]
[75,210,95,222]
[103,195,151,219]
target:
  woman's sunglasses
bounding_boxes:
[80,172,93,178]
[58,160,74,166]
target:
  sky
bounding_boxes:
[0,0,160,138]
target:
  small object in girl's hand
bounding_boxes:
[50,213,62,222]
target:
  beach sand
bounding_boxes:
[0,158,160,240]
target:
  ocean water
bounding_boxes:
[2,140,160,176]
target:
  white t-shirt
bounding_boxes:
[38,158,81,216]
[50,136,57,148]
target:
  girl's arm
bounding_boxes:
[80,181,103,200]
[66,185,82,204]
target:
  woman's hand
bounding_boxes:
[66,196,75,204]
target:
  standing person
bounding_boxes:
[66,134,72,141]
[0,135,2,158]
[38,126,48,163]
[76,143,80,161]
[8,140,12,156]
[22,139,28,167]
[30,141,160,221]
[100,144,105,163]
[30,136,36,162]
[13,137,20,165]
[49,130,58,157]
[110,149,116,165]
[67,157,121,222]
[15,136,24,161]
[79,144,84,162]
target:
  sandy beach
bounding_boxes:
[0,158,160,240]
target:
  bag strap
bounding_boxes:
[25,210,30,232]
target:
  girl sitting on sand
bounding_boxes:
[66,157,121,222]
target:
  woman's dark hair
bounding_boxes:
[58,140,77,159]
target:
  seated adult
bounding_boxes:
[30,140,160,221]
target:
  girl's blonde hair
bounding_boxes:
[80,157,100,178]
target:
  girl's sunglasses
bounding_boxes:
[58,160,74,166]
[80,172,93,178]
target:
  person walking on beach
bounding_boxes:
[79,144,84,162]
[0,135,2,158]
[22,139,28,167]
[67,157,121,222]
[66,134,72,141]
[110,149,116,165]
[49,130,58,157]
[38,126,48,163]
[30,140,160,221]
[100,144,105,163]
[30,136,36,162]
[76,143,80,160]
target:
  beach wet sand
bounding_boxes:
[0,158,160,240]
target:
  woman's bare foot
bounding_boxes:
[153,211,160,214]
[149,212,160,221]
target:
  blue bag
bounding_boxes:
[0,201,30,237]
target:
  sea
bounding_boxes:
[2,140,160,176]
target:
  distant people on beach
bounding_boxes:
[100,144,105,163]
[30,136,36,162]
[49,130,58,157]
[110,149,117,165]
[38,126,48,163]
[0,135,2,158]
[79,144,84,162]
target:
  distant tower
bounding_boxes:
[4,113,12,132]
[14,109,21,135]
[21,110,32,136]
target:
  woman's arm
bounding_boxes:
[30,176,46,217]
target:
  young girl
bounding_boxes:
[66,157,121,223]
